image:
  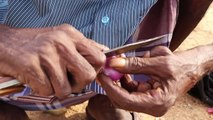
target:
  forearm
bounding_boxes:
[177,43,213,82]
[170,0,212,51]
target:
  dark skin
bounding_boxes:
[0,24,107,98]
[99,45,213,116]
[170,0,213,51]
[98,0,213,117]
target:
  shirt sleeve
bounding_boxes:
[0,0,8,24]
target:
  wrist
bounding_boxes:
[173,44,213,93]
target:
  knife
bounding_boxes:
[104,34,166,57]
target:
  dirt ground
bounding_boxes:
[27,4,213,120]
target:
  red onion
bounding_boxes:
[103,57,124,81]
[207,108,213,114]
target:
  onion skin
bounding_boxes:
[207,108,213,114]
[103,57,124,81]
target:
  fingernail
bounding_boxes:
[109,58,126,68]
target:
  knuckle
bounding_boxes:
[58,24,74,30]
[39,41,54,53]
[89,39,109,51]
[41,31,70,46]
[165,96,176,108]
[152,96,175,117]
[38,32,60,44]
[94,53,106,67]
[22,61,33,69]
[56,24,85,43]
[52,31,67,40]
[128,57,138,68]
[58,24,83,36]
[22,56,38,70]
[85,70,97,84]
[127,57,144,72]
[163,57,176,78]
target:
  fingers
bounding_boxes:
[39,55,71,99]
[54,24,85,41]
[108,46,173,74]
[120,74,138,92]
[1,24,106,99]
[109,57,159,74]
[56,24,107,72]
[98,73,136,107]
[40,25,107,94]
[137,82,152,92]
[98,73,170,116]
[63,48,97,93]
[119,74,153,92]
[109,46,174,75]
[20,62,53,96]
[46,30,98,93]
[87,39,109,51]
[76,38,107,72]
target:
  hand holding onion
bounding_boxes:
[102,55,151,93]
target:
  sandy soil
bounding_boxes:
[27,4,213,120]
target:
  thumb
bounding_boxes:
[109,57,156,74]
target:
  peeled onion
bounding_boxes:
[207,108,213,114]
[103,57,124,81]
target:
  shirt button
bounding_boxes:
[101,16,110,24]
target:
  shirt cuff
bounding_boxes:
[0,0,8,24]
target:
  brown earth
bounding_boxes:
[27,4,213,120]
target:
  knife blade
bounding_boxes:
[104,34,166,57]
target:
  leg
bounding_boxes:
[86,94,137,120]
[170,0,212,51]
[0,101,29,120]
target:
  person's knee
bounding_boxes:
[0,101,29,120]
[87,95,133,120]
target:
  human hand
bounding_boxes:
[98,46,202,116]
[0,24,107,98]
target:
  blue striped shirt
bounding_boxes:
[0,0,178,110]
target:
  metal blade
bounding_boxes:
[104,34,166,57]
